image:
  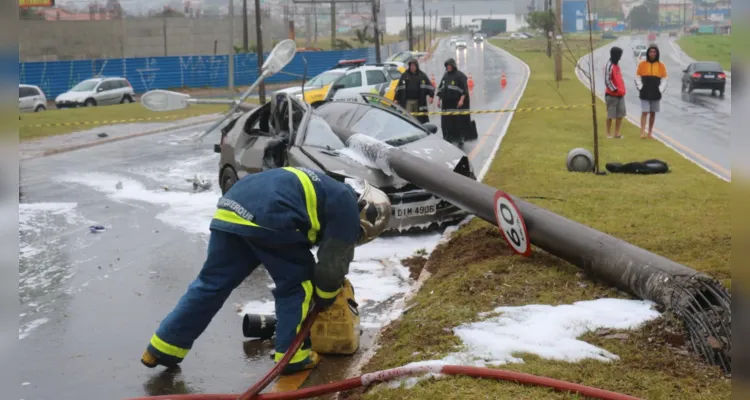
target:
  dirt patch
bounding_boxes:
[402,255,429,280]
[426,225,513,277]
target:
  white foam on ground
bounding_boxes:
[19,317,49,340]
[384,298,661,389]
[61,173,218,236]
[240,300,276,316]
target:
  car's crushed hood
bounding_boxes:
[304,134,471,190]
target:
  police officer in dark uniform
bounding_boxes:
[436,58,472,147]
[141,167,391,375]
[394,57,435,125]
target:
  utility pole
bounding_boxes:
[372,0,382,62]
[229,0,235,95]
[255,0,265,103]
[452,5,455,30]
[422,0,426,51]
[314,0,318,44]
[554,0,563,81]
[331,1,336,49]
[545,0,552,57]
[407,0,414,50]
[428,9,432,45]
[242,0,249,51]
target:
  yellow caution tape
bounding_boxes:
[410,104,594,116]
[20,114,205,128]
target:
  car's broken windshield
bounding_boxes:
[306,71,345,87]
[303,114,345,150]
[350,108,427,145]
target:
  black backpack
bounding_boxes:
[605,159,669,174]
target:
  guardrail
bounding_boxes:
[19,41,409,99]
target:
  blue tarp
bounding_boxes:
[19,47,377,99]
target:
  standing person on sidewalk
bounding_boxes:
[604,46,626,139]
[635,45,668,139]
[394,57,435,125]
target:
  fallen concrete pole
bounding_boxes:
[342,132,730,372]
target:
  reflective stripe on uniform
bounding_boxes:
[274,280,314,364]
[315,286,340,300]
[213,208,263,227]
[150,334,189,359]
[282,167,321,244]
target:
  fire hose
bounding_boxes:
[124,302,642,400]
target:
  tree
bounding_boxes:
[628,0,658,30]
[526,10,555,32]
[354,26,375,46]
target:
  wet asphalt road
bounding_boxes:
[577,34,731,181]
[18,37,527,400]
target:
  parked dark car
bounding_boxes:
[681,61,727,96]
[601,31,617,39]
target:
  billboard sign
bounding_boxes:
[19,0,54,7]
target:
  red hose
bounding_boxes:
[235,303,322,400]
[124,363,641,400]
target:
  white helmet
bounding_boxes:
[346,178,391,245]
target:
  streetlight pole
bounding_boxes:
[421,0,426,51]
[229,0,235,96]
[372,0,382,63]
[407,0,414,50]
[255,0,266,103]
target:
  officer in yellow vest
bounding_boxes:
[141,167,391,374]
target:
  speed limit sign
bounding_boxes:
[493,191,531,257]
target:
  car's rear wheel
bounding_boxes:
[121,95,134,104]
[84,98,97,107]
[34,105,46,112]
[220,166,239,195]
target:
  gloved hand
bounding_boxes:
[313,287,340,310]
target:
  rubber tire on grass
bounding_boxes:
[84,98,97,107]
[34,105,46,112]
[121,95,134,104]
[220,166,239,195]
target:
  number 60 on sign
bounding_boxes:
[493,191,532,257]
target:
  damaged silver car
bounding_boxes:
[215,92,477,233]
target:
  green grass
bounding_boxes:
[19,103,230,141]
[345,38,730,400]
[677,35,731,70]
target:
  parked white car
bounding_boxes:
[55,77,135,108]
[19,84,47,113]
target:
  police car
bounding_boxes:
[320,62,404,105]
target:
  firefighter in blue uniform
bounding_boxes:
[141,166,391,374]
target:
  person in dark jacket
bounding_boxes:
[141,168,391,375]
[436,58,471,147]
[394,58,434,124]
[635,44,667,139]
[604,46,626,139]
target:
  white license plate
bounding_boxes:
[393,201,438,219]
[704,74,715,78]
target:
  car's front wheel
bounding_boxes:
[220,166,239,195]
[84,98,97,107]
[34,104,46,112]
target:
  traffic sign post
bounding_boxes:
[493,191,531,257]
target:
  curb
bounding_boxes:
[28,115,219,159]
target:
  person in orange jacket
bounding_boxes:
[635,45,668,139]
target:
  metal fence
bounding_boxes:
[18,41,409,99]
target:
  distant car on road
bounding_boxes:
[19,84,47,113]
[510,33,528,39]
[449,37,458,46]
[601,31,617,39]
[633,44,647,56]
[455,39,468,49]
[55,77,135,108]
[681,61,727,97]
[636,49,648,62]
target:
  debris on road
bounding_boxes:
[115,181,123,190]
[187,175,212,192]
[89,225,107,233]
